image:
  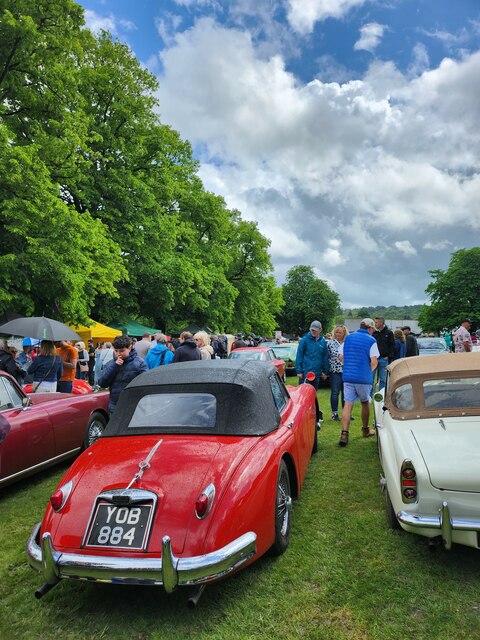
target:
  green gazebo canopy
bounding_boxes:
[111,319,162,337]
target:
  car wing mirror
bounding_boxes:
[22,397,31,409]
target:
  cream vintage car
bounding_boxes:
[373,352,480,550]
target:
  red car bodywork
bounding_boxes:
[23,379,93,395]
[27,360,317,602]
[0,372,109,488]
[228,346,287,379]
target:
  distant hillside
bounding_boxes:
[340,305,424,320]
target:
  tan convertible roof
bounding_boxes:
[387,352,480,387]
[385,352,480,420]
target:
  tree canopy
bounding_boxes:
[279,265,339,335]
[0,0,283,333]
[418,248,480,332]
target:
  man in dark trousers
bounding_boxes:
[172,332,201,362]
[401,326,419,357]
[372,317,395,391]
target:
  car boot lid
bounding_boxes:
[411,417,480,492]
[47,435,260,553]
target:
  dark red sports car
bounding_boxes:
[27,360,318,606]
[0,371,109,488]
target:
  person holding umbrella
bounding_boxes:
[27,340,63,392]
[55,340,78,393]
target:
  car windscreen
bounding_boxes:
[229,351,263,360]
[423,378,480,410]
[128,393,216,429]
[419,340,447,350]
[272,346,291,356]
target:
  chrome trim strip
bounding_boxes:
[26,524,257,590]
[398,501,480,537]
[0,449,81,488]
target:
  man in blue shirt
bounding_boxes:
[296,320,329,390]
[338,318,379,447]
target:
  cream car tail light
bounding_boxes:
[401,460,417,503]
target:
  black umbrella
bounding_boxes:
[0,316,80,341]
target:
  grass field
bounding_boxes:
[1,381,480,639]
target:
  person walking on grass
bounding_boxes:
[337,319,379,447]
[327,324,348,421]
[296,320,329,390]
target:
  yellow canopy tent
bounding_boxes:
[68,319,122,344]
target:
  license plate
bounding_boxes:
[86,503,153,550]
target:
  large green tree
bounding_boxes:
[0,1,280,334]
[418,248,480,332]
[279,265,340,335]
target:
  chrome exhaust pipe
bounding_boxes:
[187,584,206,608]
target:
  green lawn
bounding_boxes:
[1,383,480,639]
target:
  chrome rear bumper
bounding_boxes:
[398,501,480,550]
[26,523,257,592]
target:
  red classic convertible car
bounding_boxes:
[0,371,109,488]
[27,360,318,606]
[228,346,287,381]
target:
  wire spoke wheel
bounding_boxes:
[84,412,107,449]
[270,460,292,555]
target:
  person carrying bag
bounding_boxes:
[27,340,63,393]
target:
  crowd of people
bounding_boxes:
[294,316,477,448]
[0,317,477,427]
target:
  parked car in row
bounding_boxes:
[417,337,449,356]
[228,346,286,381]
[373,353,480,550]
[27,360,319,605]
[271,343,298,376]
[0,372,109,488]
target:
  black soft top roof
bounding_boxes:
[102,359,281,437]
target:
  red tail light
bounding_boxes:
[195,483,216,519]
[401,461,417,503]
[50,480,73,512]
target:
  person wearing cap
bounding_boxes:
[337,319,379,446]
[295,320,329,390]
[454,318,473,353]
[401,326,419,357]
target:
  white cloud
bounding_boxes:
[83,9,136,35]
[84,9,116,33]
[394,241,417,256]
[354,23,385,53]
[156,19,480,304]
[423,240,452,251]
[287,0,370,35]
[408,43,430,77]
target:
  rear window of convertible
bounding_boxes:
[128,393,216,429]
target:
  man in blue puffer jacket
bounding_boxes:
[98,335,148,412]
[296,320,329,390]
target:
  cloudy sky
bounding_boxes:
[78,0,480,308]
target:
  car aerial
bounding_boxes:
[27,360,319,606]
[228,346,287,381]
[0,371,109,488]
[270,343,298,375]
[417,337,449,356]
[373,352,480,550]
